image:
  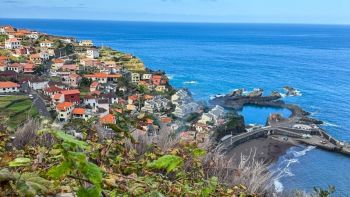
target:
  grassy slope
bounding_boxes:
[0,96,39,130]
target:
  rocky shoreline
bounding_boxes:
[211,88,350,161]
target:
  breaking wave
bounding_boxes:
[166,74,174,80]
[271,146,316,193]
[183,80,198,84]
[322,121,341,128]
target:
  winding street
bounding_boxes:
[21,82,51,118]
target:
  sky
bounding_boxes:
[1,0,350,24]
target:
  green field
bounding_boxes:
[0,96,39,130]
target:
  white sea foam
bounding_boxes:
[166,74,174,80]
[209,94,225,100]
[322,121,341,128]
[274,179,284,193]
[291,146,316,157]
[183,80,198,84]
[272,146,315,193]
[280,93,287,98]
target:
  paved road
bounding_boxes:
[22,83,51,118]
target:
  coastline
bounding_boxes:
[225,136,296,164]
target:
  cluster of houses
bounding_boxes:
[0,25,227,143]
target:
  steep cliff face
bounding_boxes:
[214,113,246,141]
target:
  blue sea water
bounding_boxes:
[1,19,350,194]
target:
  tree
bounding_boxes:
[64,43,75,55]
[79,77,92,87]
[34,64,46,75]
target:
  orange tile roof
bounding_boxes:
[108,74,122,78]
[152,75,162,79]
[73,108,85,115]
[85,73,121,79]
[146,119,154,125]
[85,72,108,78]
[23,63,35,69]
[56,102,73,111]
[128,95,138,101]
[0,56,8,61]
[61,89,80,95]
[161,117,172,124]
[52,93,63,100]
[52,59,64,63]
[0,81,20,88]
[61,64,77,70]
[144,94,154,100]
[100,114,115,124]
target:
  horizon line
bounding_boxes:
[1,17,350,26]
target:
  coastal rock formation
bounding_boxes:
[284,86,298,96]
[270,91,281,97]
[247,88,263,97]
[229,88,244,97]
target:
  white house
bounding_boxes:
[5,38,21,49]
[171,89,192,105]
[0,81,20,93]
[27,32,39,40]
[40,51,50,61]
[72,108,93,121]
[131,73,140,83]
[7,63,23,73]
[40,40,54,48]
[199,105,225,125]
[79,40,93,46]
[84,96,98,109]
[28,79,49,90]
[56,102,74,122]
[86,48,99,59]
[173,102,199,118]
[142,73,152,80]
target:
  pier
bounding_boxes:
[212,89,350,156]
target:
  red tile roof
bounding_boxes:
[23,63,35,69]
[6,38,19,42]
[90,81,99,87]
[44,86,63,93]
[61,89,80,95]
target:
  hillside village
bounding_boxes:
[0,25,229,144]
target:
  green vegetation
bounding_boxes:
[0,115,264,197]
[0,35,8,45]
[0,96,39,130]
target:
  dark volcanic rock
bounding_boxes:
[229,89,244,97]
[284,86,298,96]
[247,88,263,97]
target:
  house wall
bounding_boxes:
[64,94,80,103]
[0,86,19,93]
[30,81,48,90]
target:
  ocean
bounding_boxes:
[1,18,350,194]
